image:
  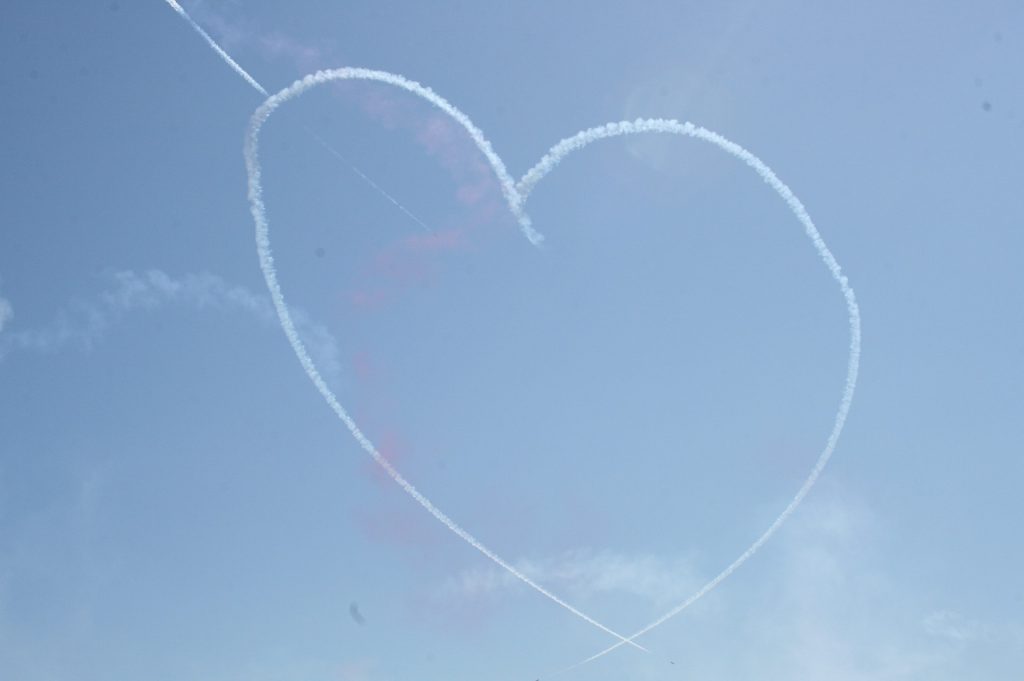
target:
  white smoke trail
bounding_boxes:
[161,0,268,96]
[517,119,861,673]
[0,270,342,378]
[244,68,639,651]
[160,0,433,233]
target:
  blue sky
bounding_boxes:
[1,1,1022,679]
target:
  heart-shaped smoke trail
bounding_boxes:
[164,3,862,671]
[245,70,862,671]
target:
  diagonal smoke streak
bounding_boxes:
[302,126,431,232]
[245,68,639,652]
[161,0,268,96]
[160,0,431,233]
[519,120,861,673]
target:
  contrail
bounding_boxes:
[302,126,431,232]
[160,0,431,232]
[245,68,638,652]
[518,120,861,673]
[161,0,268,96]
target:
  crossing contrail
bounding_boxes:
[519,119,861,673]
[160,0,431,232]
[244,67,640,652]
[302,126,431,232]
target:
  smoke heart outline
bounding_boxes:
[244,68,861,671]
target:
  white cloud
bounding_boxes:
[443,490,1022,680]
[689,490,1024,681]
[0,295,11,334]
[442,548,702,609]
[923,610,984,642]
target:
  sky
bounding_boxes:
[1,1,1022,679]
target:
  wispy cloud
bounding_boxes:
[440,490,1021,680]
[441,548,702,609]
[0,294,11,334]
[0,270,340,379]
[743,495,942,680]
[923,609,985,643]
[712,491,1021,681]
